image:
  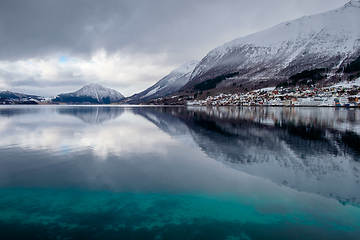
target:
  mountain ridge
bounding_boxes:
[182,1,360,92]
[123,60,199,104]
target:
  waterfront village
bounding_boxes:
[186,79,360,107]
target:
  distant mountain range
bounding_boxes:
[1,83,125,105]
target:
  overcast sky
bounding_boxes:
[0,0,349,97]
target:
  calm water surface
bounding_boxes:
[0,105,360,239]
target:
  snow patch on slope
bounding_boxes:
[142,86,163,99]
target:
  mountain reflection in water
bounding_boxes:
[57,106,124,124]
[0,105,359,207]
[1,105,360,239]
[137,106,360,207]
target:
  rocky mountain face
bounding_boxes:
[52,83,125,104]
[123,60,198,104]
[182,1,360,92]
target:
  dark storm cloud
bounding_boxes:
[0,0,130,60]
[0,0,350,63]
[3,0,347,63]
[0,0,196,61]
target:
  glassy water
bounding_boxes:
[0,105,360,239]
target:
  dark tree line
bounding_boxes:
[194,72,240,91]
[344,55,360,73]
[276,68,327,88]
[289,68,326,81]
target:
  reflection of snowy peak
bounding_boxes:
[125,60,198,103]
[53,83,125,104]
[185,1,360,89]
[57,106,124,124]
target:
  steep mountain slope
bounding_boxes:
[53,83,125,104]
[123,60,198,104]
[183,1,360,91]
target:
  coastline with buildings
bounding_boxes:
[186,79,360,107]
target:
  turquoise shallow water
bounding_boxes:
[1,188,360,240]
[1,106,360,239]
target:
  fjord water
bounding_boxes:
[0,106,360,239]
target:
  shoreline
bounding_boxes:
[1,103,359,108]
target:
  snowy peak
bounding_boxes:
[217,1,360,50]
[76,83,123,99]
[73,83,125,103]
[185,1,360,91]
[53,83,125,104]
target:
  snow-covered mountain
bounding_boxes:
[124,60,198,104]
[0,90,44,104]
[53,83,125,104]
[183,1,360,91]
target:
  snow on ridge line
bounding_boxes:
[129,60,199,101]
[77,83,124,97]
[171,60,199,73]
[211,1,360,55]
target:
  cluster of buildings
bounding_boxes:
[187,80,360,107]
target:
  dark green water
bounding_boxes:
[0,106,360,239]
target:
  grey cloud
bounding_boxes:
[5,79,92,97]
[8,79,88,88]
[0,65,88,93]
[0,0,131,60]
[0,0,348,63]
[0,68,24,81]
